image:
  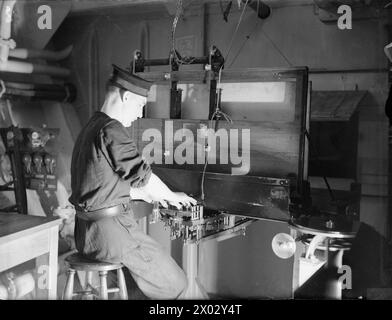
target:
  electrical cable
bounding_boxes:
[200,1,251,201]
[227,0,264,68]
[171,0,197,65]
[200,64,233,202]
[223,0,250,64]
[261,28,293,66]
[228,19,260,68]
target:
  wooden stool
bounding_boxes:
[62,253,128,300]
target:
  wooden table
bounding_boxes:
[0,213,62,299]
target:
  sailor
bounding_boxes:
[69,64,196,299]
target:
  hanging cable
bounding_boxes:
[228,19,260,68]
[201,1,251,201]
[223,0,250,64]
[261,28,293,66]
[171,0,197,65]
[200,63,233,202]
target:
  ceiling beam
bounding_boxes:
[68,0,315,13]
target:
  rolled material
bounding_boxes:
[0,272,35,300]
[9,45,73,61]
[5,81,66,91]
[13,273,35,299]
[0,284,8,300]
[3,82,77,102]
[4,84,76,102]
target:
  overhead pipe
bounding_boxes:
[0,0,71,78]
[0,0,17,63]
[1,59,71,77]
[4,81,66,91]
[9,45,74,61]
[3,82,76,102]
[5,88,67,99]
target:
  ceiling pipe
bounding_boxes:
[0,0,17,63]
[4,81,67,91]
[1,59,71,77]
[0,0,71,77]
[2,82,76,102]
[9,45,74,61]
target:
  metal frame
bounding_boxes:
[0,126,28,214]
[136,67,310,212]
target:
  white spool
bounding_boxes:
[0,284,8,300]
[14,272,35,299]
[272,233,296,259]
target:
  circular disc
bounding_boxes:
[272,233,296,259]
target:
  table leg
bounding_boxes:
[35,226,59,300]
[181,242,209,299]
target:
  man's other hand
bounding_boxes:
[171,192,197,207]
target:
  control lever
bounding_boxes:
[22,153,32,174]
[32,153,43,174]
[50,157,56,175]
[44,154,52,175]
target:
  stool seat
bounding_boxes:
[65,253,123,271]
[62,253,128,300]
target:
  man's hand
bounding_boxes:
[130,173,197,209]
[156,192,197,210]
[172,192,197,207]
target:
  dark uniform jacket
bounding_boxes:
[68,112,187,299]
[69,111,151,212]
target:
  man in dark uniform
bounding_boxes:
[69,64,196,299]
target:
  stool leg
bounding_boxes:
[117,268,128,300]
[63,269,75,300]
[99,271,108,300]
[82,271,94,300]
[85,271,93,289]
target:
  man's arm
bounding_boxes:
[101,121,152,187]
[101,121,196,207]
[130,172,197,208]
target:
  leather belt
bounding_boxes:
[76,203,130,222]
